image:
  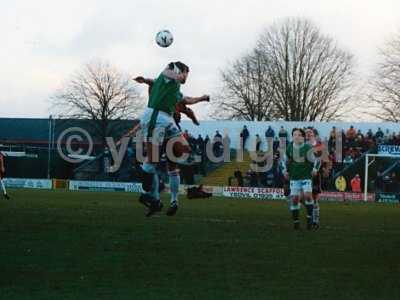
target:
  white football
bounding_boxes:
[156,30,174,48]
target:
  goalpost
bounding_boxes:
[364,153,400,202]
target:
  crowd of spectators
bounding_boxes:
[121,123,399,191]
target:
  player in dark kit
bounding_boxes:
[0,152,10,199]
[306,128,323,229]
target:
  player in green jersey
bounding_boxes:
[137,62,209,217]
[280,128,320,230]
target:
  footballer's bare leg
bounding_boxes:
[304,192,314,230]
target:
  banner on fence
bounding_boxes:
[378,145,400,156]
[319,192,375,202]
[69,180,143,193]
[3,178,52,190]
[376,192,400,203]
[222,186,285,200]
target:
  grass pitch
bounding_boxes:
[0,189,399,299]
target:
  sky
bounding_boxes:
[0,0,399,120]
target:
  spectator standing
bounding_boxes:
[366,129,373,139]
[328,127,337,153]
[351,174,362,193]
[234,167,244,187]
[255,134,262,151]
[278,126,288,139]
[240,125,250,150]
[197,135,204,151]
[375,127,384,143]
[343,154,353,165]
[265,126,275,138]
[213,131,223,157]
[346,125,357,141]
[356,130,364,141]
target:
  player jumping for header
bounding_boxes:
[136,62,209,217]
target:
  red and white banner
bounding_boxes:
[318,192,375,202]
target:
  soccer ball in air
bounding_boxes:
[156,30,174,48]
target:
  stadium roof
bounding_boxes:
[0,118,138,144]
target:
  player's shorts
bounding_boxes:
[0,171,4,180]
[289,179,312,196]
[140,107,181,144]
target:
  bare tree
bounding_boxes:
[52,60,143,144]
[217,18,354,121]
[368,32,400,122]
[214,50,276,121]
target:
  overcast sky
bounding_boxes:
[1,0,399,120]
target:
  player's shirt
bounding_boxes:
[286,142,314,180]
[309,140,323,193]
[148,74,183,114]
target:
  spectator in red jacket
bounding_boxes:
[351,174,362,193]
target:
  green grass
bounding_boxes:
[0,189,399,299]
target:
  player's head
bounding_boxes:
[305,128,314,141]
[168,61,190,83]
[306,127,319,142]
[292,128,305,145]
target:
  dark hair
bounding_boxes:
[168,61,189,73]
[292,128,305,137]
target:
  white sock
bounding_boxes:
[313,203,320,224]
[151,172,160,201]
[169,170,180,206]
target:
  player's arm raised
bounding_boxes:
[133,76,154,86]
[181,95,210,105]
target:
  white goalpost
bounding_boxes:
[364,153,400,202]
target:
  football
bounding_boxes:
[155,30,174,48]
